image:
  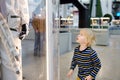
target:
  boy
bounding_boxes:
[67,28,101,80]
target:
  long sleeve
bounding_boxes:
[90,51,101,78]
[70,49,78,70]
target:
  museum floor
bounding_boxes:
[60,35,120,80]
[22,35,120,80]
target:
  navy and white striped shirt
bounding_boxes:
[70,45,101,80]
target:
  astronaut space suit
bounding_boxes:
[0,0,29,80]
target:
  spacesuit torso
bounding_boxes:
[0,0,29,80]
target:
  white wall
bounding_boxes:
[100,0,113,16]
[91,0,113,17]
[91,0,96,17]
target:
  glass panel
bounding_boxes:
[46,0,59,80]
[52,0,60,79]
[0,0,46,80]
[22,0,46,80]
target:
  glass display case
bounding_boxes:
[90,17,110,46]
[22,0,47,80]
[90,17,110,28]
[60,18,73,28]
[91,17,100,26]
[112,20,120,25]
[46,0,60,80]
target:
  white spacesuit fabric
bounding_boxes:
[0,0,29,80]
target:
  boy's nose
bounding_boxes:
[77,34,80,37]
[76,36,79,40]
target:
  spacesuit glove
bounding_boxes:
[19,24,29,40]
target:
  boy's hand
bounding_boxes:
[67,69,74,78]
[85,75,93,80]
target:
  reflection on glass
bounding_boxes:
[22,0,46,80]
[52,0,60,79]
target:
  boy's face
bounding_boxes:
[76,31,87,45]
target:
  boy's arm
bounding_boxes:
[90,51,101,79]
[70,49,77,70]
[67,48,77,78]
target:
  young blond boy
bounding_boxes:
[67,28,101,80]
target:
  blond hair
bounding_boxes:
[80,28,95,47]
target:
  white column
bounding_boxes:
[91,0,96,17]
[46,0,54,80]
[100,0,113,16]
[61,5,68,17]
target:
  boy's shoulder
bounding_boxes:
[74,47,79,52]
[75,45,80,49]
[74,45,80,51]
[74,46,96,54]
[86,47,96,54]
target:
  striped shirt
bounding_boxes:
[70,45,101,80]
